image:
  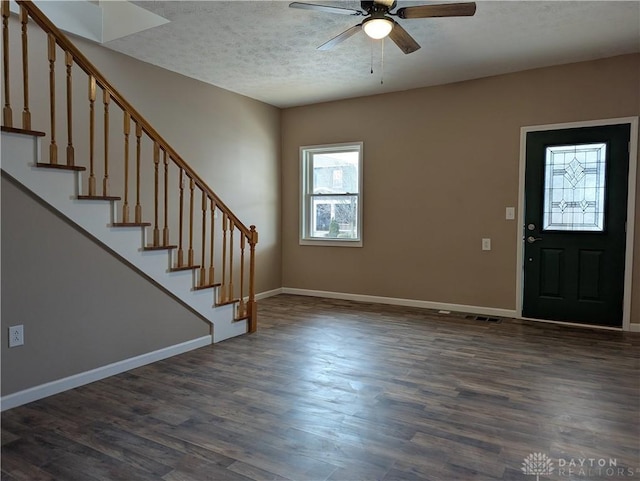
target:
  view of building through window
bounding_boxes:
[311,152,359,238]
[300,143,363,246]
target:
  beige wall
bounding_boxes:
[1,177,211,395]
[281,54,640,325]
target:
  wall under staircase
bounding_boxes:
[1,172,212,406]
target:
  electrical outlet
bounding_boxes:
[482,238,491,251]
[8,325,24,348]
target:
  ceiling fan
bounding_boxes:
[289,0,476,54]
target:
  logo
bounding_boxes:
[522,452,554,481]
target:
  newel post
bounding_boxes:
[247,225,259,333]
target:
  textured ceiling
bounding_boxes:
[103,1,640,108]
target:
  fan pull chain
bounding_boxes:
[370,39,374,74]
[380,38,385,85]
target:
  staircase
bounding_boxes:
[1,0,258,342]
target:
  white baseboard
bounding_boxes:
[630,324,640,333]
[281,287,517,318]
[255,287,284,301]
[0,335,212,412]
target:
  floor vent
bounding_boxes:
[465,315,502,323]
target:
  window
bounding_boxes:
[300,142,363,246]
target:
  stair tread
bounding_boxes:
[36,162,86,172]
[1,126,46,137]
[78,195,122,201]
[112,222,152,227]
[193,282,221,291]
[169,264,201,272]
[143,245,178,251]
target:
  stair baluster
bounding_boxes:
[88,75,96,192]
[229,223,234,303]
[220,213,228,304]
[134,122,142,223]
[2,0,12,127]
[163,151,170,246]
[152,142,160,247]
[188,177,195,266]
[199,192,207,286]
[19,6,29,129]
[177,169,185,268]
[239,233,246,317]
[209,199,216,286]
[65,52,74,166]
[102,90,110,196]
[47,34,56,164]
[122,112,130,222]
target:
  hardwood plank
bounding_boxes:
[226,460,291,481]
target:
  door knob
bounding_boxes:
[527,236,543,244]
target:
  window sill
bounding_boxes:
[300,238,363,247]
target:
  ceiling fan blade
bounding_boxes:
[396,2,476,19]
[289,2,362,16]
[318,24,363,50]
[388,21,421,54]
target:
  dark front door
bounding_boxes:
[523,124,630,327]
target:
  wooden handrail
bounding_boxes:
[14,0,251,238]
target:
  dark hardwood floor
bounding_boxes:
[2,294,639,481]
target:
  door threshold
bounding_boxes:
[518,316,622,331]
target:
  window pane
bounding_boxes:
[315,203,331,232]
[312,152,359,194]
[542,143,606,232]
[310,195,358,239]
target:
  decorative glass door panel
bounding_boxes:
[543,143,606,232]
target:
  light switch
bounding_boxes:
[482,238,491,251]
[506,207,515,220]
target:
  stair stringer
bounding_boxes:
[1,131,246,343]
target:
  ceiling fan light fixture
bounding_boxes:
[362,17,393,39]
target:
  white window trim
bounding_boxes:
[299,141,363,247]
